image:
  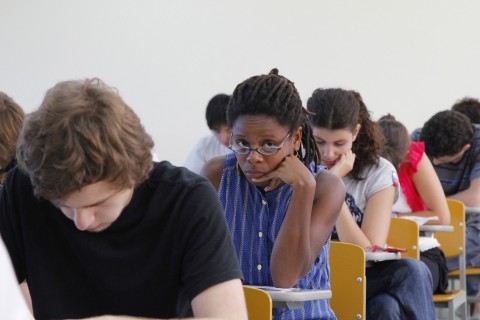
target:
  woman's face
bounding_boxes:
[230,115,300,188]
[312,125,359,168]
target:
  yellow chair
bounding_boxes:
[243,286,272,320]
[449,268,480,305]
[387,217,420,259]
[449,204,480,305]
[329,241,366,320]
[433,199,468,319]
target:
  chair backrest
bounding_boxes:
[329,241,366,320]
[243,286,272,320]
[435,199,467,291]
[387,217,420,259]
[435,199,465,258]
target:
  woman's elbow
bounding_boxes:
[271,265,310,288]
[439,213,451,225]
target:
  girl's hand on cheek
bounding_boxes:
[330,150,355,178]
[252,155,315,191]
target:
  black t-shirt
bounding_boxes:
[0,162,242,320]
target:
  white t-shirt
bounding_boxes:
[183,134,231,174]
[0,239,32,319]
[392,185,413,213]
[342,156,399,213]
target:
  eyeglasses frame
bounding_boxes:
[228,131,292,156]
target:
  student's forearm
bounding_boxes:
[270,184,316,288]
[448,192,480,208]
[335,203,372,249]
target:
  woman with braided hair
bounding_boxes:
[202,69,345,319]
[307,88,436,319]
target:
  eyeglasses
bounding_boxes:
[228,132,291,156]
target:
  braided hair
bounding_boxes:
[228,68,320,166]
[307,88,385,180]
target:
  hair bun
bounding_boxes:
[379,113,396,121]
[269,68,279,75]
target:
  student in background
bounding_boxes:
[378,114,450,294]
[307,88,436,320]
[0,92,24,188]
[412,109,480,316]
[452,97,480,124]
[184,94,231,174]
[202,69,345,320]
[0,78,247,320]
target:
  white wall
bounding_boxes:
[1,0,479,165]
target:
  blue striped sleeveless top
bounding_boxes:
[218,153,336,320]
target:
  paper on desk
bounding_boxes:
[419,236,440,252]
[399,215,439,225]
[249,285,301,292]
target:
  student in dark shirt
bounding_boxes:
[0,78,247,320]
[412,109,480,316]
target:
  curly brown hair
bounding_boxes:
[17,78,154,200]
[307,88,385,180]
[0,92,24,168]
[228,68,320,166]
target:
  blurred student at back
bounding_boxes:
[184,94,231,174]
[411,109,480,314]
[0,92,24,188]
[378,114,450,294]
[452,97,480,124]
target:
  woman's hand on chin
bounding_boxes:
[329,150,355,178]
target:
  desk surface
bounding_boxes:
[466,207,480,214]
[365,251,400,262]
[246,285,332,309]
[419,225,454,233]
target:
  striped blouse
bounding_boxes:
[218,153,336,320]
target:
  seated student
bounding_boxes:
[0,238,32,320]
[0,79,247,320]
[202,69,345,320]
[452,97,480,124]
[0,92,24,188]
[378,114,450,294]
[307,88,436,320]
[184,94,232,174]
[412,109,480,315]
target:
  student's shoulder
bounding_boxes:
[3,166,33,192]
[149,161,208,188]
[467,125,480,156]
[378,156,396,170]
[200,156,227,190]
[472,124,480,143]
[410,127,423,141]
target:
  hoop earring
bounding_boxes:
[236,160,242,176]
[294,150,301,159]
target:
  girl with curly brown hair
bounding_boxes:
[307,88,436,320]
